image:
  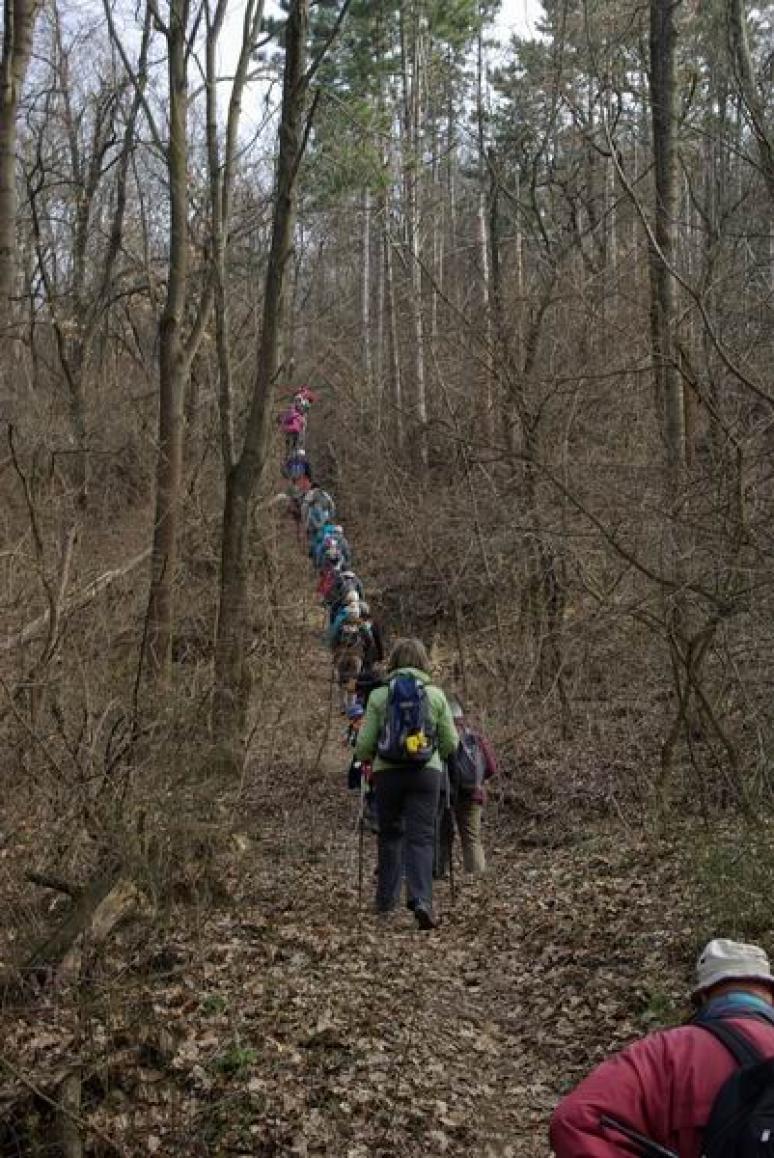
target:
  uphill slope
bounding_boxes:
[137,528,696,1157]
[2,521,699,1157]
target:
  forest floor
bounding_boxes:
[2,521,719,1157]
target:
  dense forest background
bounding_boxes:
[2,0,774,1152]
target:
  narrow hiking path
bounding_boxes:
[127,528,697,1157]
[2,520,700,1156]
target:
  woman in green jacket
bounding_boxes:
[355,638,458,929]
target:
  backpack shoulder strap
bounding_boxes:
[696,1019,765,1068]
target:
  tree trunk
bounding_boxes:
[649,0,684,483]
[212,0,309,759]
[145,0,190,677]
[475,26,494,441]
[361,187,372,399]
[383,214,403,450]
[400,1,428,467]
[0,0,42,311]
[207,0,266,476]
[727,0,774,206]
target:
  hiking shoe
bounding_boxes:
[413,904,439,931]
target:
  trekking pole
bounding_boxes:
[357,775,367,906]
[444,766,456,907]
[448,821,456,907]
[600,1116,678,1158]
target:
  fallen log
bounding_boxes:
[25,871,82,898]
[20,864,125,983]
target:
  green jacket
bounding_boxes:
[354,667,458,773]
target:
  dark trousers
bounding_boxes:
[373,765,442,912]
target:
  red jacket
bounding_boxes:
[316,566,337,601]
[550,1015,774,1158]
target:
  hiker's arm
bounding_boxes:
[550,1035,669,1158]
[479,735,497,779]
[436,695,459,761]
[372,623,385,662]
[447,743,461,796]
[354,697,381,761]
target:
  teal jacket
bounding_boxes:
[354,667,458,773]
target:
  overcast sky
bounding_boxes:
[495,0,544,40]
[219,0,545,135]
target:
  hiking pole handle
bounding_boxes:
[600,1116,679,1158]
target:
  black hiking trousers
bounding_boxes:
[373,764,442,913]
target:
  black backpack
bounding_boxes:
[454,731,488,796]
[696,1016,774,1157]
[377,674,437,765]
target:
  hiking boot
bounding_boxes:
[413,904,439,931]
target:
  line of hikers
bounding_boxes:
[278,392,497,930]
[279,396,774,1155]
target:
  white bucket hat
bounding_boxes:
[692,938,774,1002]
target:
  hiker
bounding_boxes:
[358,601,384,670]
[327,570,364,624]
[328,591,361,648]
[303,488,335,535]
[283,451,313,534]
[309,520,337,565]
[354,638,458,930]
[312,525,351,571]
[324,525,352,569]
[345,701,365,748]
[316,554,341,606]
[439,697,497,876]
[279,404,305,454]
[282,448,312,485]
[355,662,384,708]
[330,595,369,712]
[550,937,774,1158]
[310,520,341,565]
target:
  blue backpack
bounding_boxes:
[377,674,437,765]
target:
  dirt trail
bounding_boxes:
[158,547,695,1157]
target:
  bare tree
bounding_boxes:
[213,0,311,755]
[104,0,214,677]
[649,0,685,483]
[0,0,43,311]
[206,0,266,475]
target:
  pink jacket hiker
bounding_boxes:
[280,407,304,435]
[550,1016,774,1158]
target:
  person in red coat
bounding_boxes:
[550,938,774,1158]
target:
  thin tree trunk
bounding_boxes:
[475,24,494,440]
[383,215,403,450]
[207,0,266,475]
[651,0,692,803]
[361,187,372,398]
[649,0,685,482]
[145,0,190,677]
[0,0,43,311]
[400,1,428,467]
[212,0,309,757]
[375,201,385,427]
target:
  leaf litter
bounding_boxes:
[0,609,712,1156]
